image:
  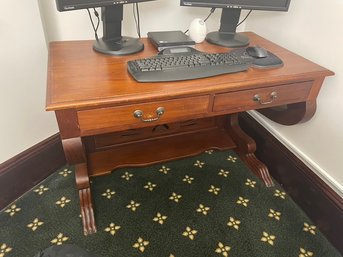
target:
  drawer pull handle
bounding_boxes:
[253,91,278,105]
[133,107,165,122]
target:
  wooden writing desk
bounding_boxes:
[46,32,333,235]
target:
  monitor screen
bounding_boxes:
[180,0,291,47]
[55,0,154,55]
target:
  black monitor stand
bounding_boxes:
[206,8,249,48]
[93,5,144,55]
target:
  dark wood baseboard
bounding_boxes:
[0,133,66,210]
[239,112,343,254]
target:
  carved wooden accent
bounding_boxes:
[61,138,96,235]
[243,153,274,187]
[78,179,96,235]
[226,114,274,187]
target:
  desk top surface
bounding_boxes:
[46,32,333,111]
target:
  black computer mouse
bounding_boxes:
[246,46,269,58]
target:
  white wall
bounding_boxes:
[0,0,58,163]
[245,0,343,195]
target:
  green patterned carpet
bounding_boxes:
[0,150,341,257]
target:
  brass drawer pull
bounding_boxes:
[133,107,165,122]
[253,91,278,105]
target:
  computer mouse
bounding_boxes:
[246,46,269,58]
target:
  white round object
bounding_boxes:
[189,18,207,43]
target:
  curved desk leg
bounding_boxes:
[227,114,274,187]
[62,137,97,235]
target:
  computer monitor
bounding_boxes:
[55,0,154,55]
[180,0,291,47]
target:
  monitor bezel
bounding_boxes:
[56,0,153,12]
[180,0,291,12]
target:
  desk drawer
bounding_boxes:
[78,95,210,135]
[213,81,312,113]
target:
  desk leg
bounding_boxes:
[227,114,274,187]
[62,138,97,235]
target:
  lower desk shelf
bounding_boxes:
[87,127,237,177]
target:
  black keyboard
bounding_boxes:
[127,48,249,82]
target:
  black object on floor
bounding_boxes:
[33,244,100,257]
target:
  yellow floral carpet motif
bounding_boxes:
[0,150,341,257]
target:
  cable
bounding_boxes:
[87,8,100,41]
[184,7,216,34]
[236,10,252,27]
[133,3,141,38]
[136,3,141,38]
[204,7,216,22]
